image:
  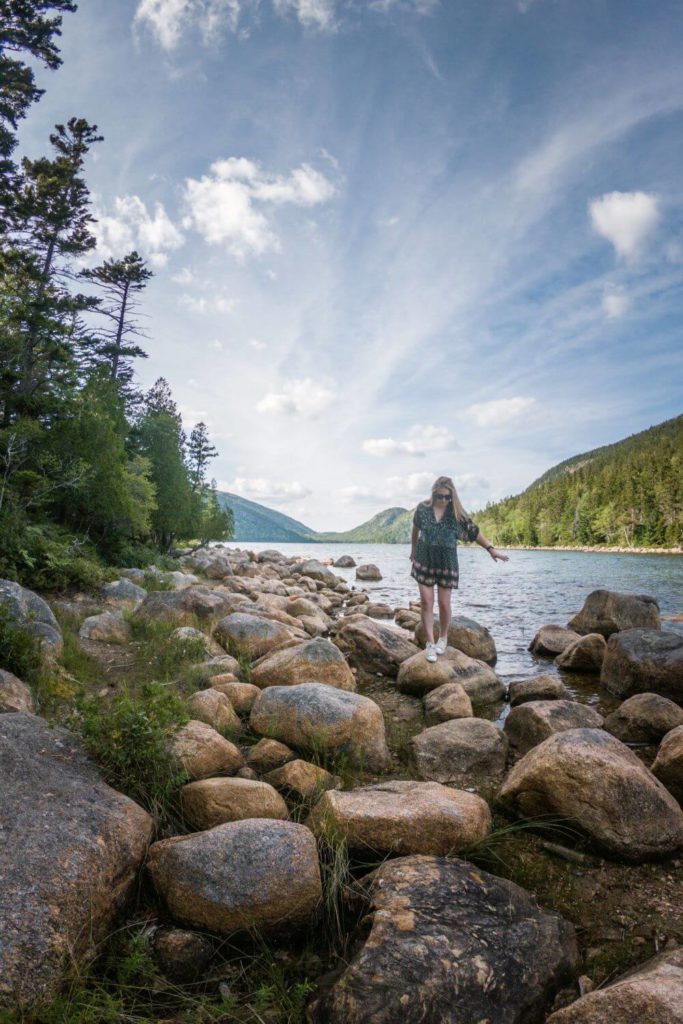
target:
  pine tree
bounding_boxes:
[187,421,217,492]
[82,250,152,386]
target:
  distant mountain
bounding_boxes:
[217,492,316,543]
[315,507,413,543]
[472,413,683,548]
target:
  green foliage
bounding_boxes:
[77,681,189,828]
[0,512,108,591]
[0,602,42,681]
[475,414,683,549]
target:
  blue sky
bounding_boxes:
[19,0,683,530]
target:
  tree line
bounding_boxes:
[0,2,233,589]
[474,415,683,548]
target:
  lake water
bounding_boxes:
[222,541,683,719]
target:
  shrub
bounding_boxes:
[77,682,189,830]
[0,604,43,682]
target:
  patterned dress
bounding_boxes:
[410,501,480,589]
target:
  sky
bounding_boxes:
[18,0,683,531]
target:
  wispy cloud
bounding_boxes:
[463,398,536,428]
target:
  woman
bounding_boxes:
[410,476,509,662]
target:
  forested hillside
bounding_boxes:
[0,5,233,590]
[473,415,683,548]
[316,507,412,543]
[217,491,315,542]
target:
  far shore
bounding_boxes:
[492,544,683,555]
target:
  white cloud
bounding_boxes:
[272,0,336,30]
[172,266,196,284]
[227,477,312,503]
[464,397,535,428]
[94,195,184,267]
[602,288,630,319]
[249,338,267,350]
[179,293,235,313]
[362,424,456,457]
[256,377,336,417]
[369,0,439,13]
[183,157,336,257]
[134,0,243,49]
[589,191,660,260]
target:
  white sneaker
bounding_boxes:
[435,636,448,655]
[425,643,438,663]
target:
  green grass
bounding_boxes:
[0,604,43,683]
[77,681,190,831]
[126,615,209,684]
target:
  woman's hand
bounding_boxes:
[489,548,510,562]
[409,551,416,561]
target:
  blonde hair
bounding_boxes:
[425,475,469,521]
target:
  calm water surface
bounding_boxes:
[223,542,683,719]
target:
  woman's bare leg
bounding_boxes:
[437,585,452,642]
[418,583,435,644]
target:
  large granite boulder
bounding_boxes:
[213,612,295,660]
[246,737,295,772]
[292,559,340,586]
[652,725,683,805]
[134,586,238,626]
[412,718,508,787]
[397,647,503,704]
[529,625,581,657]
[568,589,661,637]
[546,947,683,1023]
[336,616,418,677]
[147,819,321,935]
[600,629,683,703]
[210,679,260,714]
[79,609,132,643]
[504,700,604,757]
[0,579,62,657]
[167,721,244,780]
[308,781,490,856]
[169,626,224,658]
[0,669,35,714]
[416,615,497,665]
[423,682,473,722]
[309,855,578,1024]
[555,633,607,673]
[0,714,153,1009]
[604,693,683,744]
[498,728,683,861]
[250,683,390,771]
[509,675,571,706]
[180,777,288,829]
[355,563,382,581]
[251,637,355,691]
[103,578,147,607]
[265,759,340,800]
[334,555,356,567]
[186,689,242,735]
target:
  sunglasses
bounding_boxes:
[434,493,451,501]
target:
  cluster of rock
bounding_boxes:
[1,550,682,1020]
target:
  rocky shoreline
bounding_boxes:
[0,550,682,1022]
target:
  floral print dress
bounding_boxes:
[410,501,480,589]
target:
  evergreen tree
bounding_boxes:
[0,1,77,227]
[82,250,152,386]
[187,421,217,491]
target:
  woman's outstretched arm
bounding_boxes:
[475,531,510,562]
